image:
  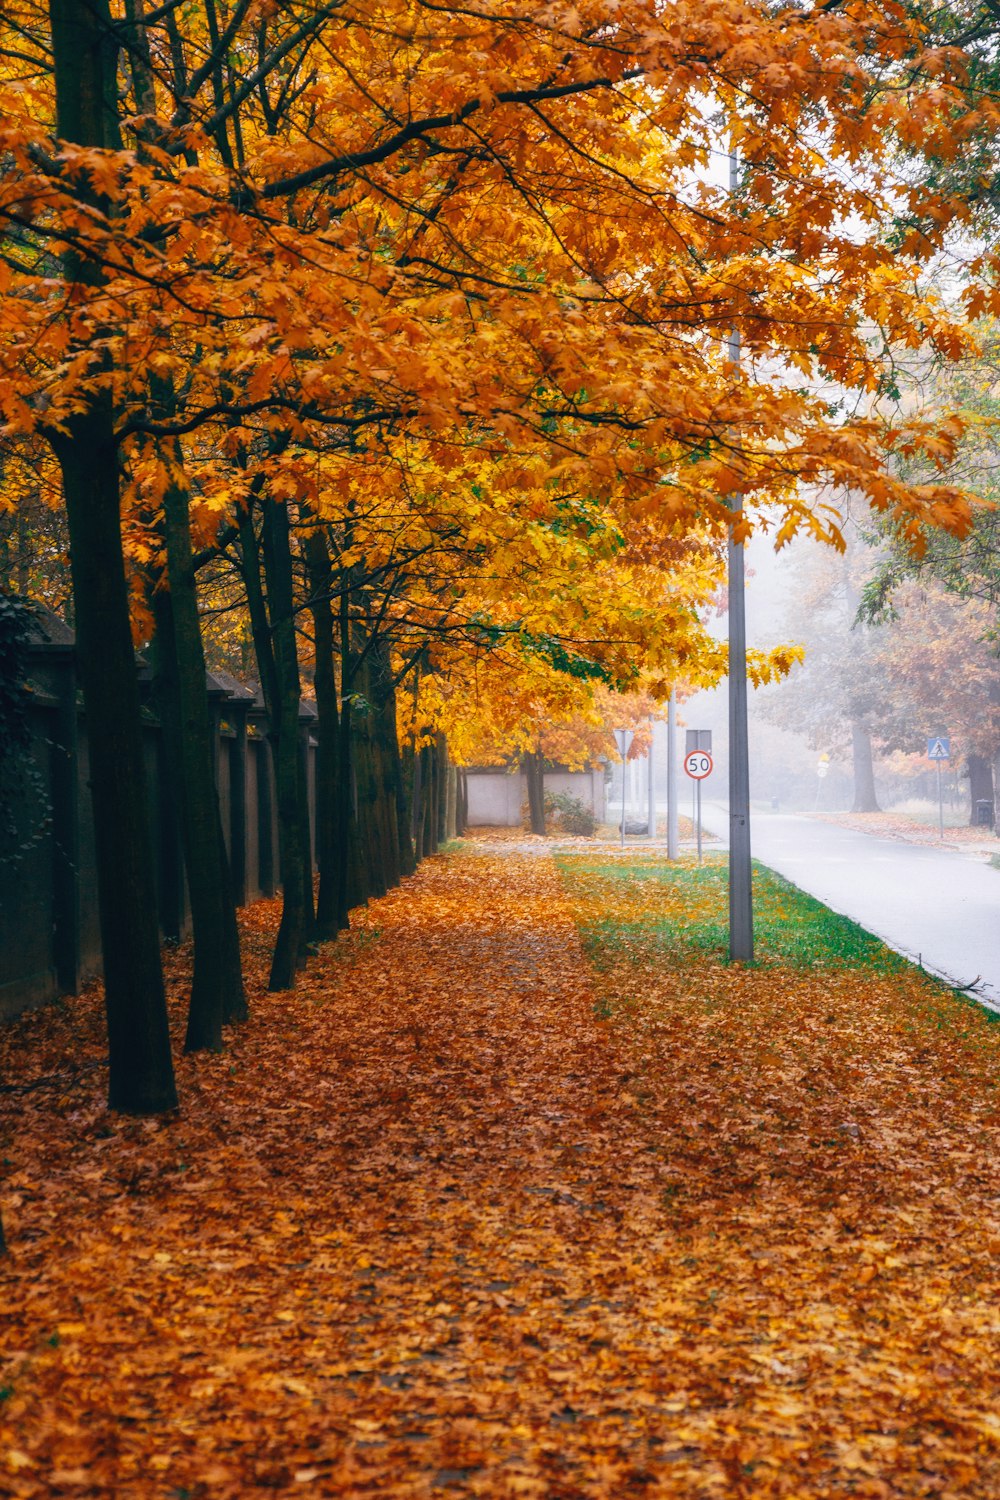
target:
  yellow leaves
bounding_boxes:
[743,643,805,690]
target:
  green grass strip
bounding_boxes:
[556,852,909,974]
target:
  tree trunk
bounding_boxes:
[261,498,305,989]
[370,635,405,887]
[967,753,995,827]
[445,761,458,841]
[298,720,315,962]
[352,683,387,899]
[524,751,546,834]
[47,0,176,1114]
[395,722,417,878]
[421,743,436,858]
[409,738,424,857]
[457,770,468,835]
[850,721,880,813]
[153,429,246,1047]
[304,531,345,941]
[434,734,448,846]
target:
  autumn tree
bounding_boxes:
[862,579,1000,821]
[760,521,896,812]
[41,0,177,1111]
[1,0,995,1074]
[857,327,1000,816]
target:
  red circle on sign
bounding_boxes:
[684,750,713,780]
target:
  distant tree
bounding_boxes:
[859,332,1000,818]
[865,582,1000,823]
[760,530,891,812]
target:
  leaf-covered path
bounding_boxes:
[3,838,1000,1497]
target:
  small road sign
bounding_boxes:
[684,750,713,780]
[927,737,950,760]
[613,728,635,758]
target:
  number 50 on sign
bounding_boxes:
[684,750,713,779]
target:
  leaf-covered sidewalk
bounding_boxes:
[3,839,1000,1497]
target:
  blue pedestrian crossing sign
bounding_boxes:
[927,737,950,760]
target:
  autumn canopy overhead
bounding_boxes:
[0,0,994,1101]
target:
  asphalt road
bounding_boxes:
[698,803,1000,1011]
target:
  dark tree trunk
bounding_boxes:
[403,667,423,869]
[370,635,404,887]
[409,738,424,856]
[444,761,458,842]
[337,583,371,913]
[261,498,305,989]
[337,691,364,916]
[420,743,436,858]
[967,754,995,826]
[456,770,468,835]
[524,751,546,834]
[389,713,415,877]
[47,0,176,1114]
[153,429,246,1048]
[436,734,448,845]
[396,724,417,877]
[297,722,315,962]
[352,689,387,899]
[304,530,345,941]
[850,721,880,813]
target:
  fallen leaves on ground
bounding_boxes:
[2,836,1000,1497]
[816,810,998,852]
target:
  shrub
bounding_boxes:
[544,790,596,837]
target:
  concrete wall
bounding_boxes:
[466,769,523,826]
[465,766,606,827]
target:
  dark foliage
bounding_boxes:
[0,594,50,867]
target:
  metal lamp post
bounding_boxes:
[727,141,754,963]
[613,728,634,849]
[667,692,679,859]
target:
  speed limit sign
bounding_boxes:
[684,749,713,780]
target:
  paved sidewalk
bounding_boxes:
[701,803,1000,1011]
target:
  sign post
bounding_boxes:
[927,736,950,839]
[613,728,634,850]
[667,694,679,860]
[684,748,714,865]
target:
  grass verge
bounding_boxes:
[557,851,909,974]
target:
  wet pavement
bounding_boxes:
[700,803,1000,1011]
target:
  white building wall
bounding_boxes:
[465,767,606,827]
[466,771,522,827]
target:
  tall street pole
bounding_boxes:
[727,141,754,962]
[621,765,627,851]
[667,692,679,859]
